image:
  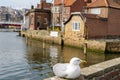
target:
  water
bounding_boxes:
[0,32,120,80]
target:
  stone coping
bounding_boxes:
[44,57,120,80]
[81,57,120,78]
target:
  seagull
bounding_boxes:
[53,57,87,79]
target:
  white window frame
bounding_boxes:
[90,8,101,14]
[72,22,80,31]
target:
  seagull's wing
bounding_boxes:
[53,63,69,77]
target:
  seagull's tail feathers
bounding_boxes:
[53,63,69,78]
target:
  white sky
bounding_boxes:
[0,0,52,9]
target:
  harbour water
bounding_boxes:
[0,32,120,80]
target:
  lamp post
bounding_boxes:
[61,0,64,32]
[52,0,55,31]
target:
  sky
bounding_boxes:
[0,0,52,9]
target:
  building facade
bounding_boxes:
[52,0,86,27]
[64,0,120,41]
[26,0,51,30]
[64,12,86,47]
[84,0,120,38]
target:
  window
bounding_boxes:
[53,6,59,13]
[90,8,101,14]
[72,22,80,31]
[37,22,40,27]
[44,18,48,24]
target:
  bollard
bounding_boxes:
[83,43,87,55]
[43,39,46,49]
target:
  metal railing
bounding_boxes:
[0,21,23,25]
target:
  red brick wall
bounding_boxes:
[35,12,51,30]
[29,10,51,30]
[108,8,120,37]
[102,69,120,80]
[37,1,51,10]
[86,18,108,39]
[42,3,51,10]
[85,8,120,39]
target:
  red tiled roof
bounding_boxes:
[87,0,108,8]
[54,0,76,6]
[108,0,120,8]
[87,0,120,8]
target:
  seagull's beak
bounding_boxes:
[81,60,87,64]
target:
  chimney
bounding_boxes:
[41,0,46,9]
[31,5,34,9]
[41,0,46,3]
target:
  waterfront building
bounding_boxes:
[64,12,85,47]
[84,0,120,39]
[64,0,120,40]
[52,0,86,28]
[26,0,51,30]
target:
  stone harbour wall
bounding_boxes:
[45,57,120,80]
[21,30,62,45]
[86,40,106,51]
[81,57,120,80]
[20,30,120,52]
[105,41,120,53]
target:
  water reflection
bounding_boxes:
[26,40,53,79]
[50,46,58,58]
[49,46,59,66]
[26,39,120,69]
[1,32,119,80]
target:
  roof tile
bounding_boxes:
[87,0,108,8]
[54,0,76,6]
[87,0,120,8]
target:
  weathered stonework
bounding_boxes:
[21,30,120,52]
[64,13,86,49]
[106,41,120,52]
[87,40,106,51]
[21,30,62,45]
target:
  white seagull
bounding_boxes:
[53,57,87,79]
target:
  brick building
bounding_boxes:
[27,0,51,30]
[84,0,120,39]
[64,0,120,41]
[52,0,86,27]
